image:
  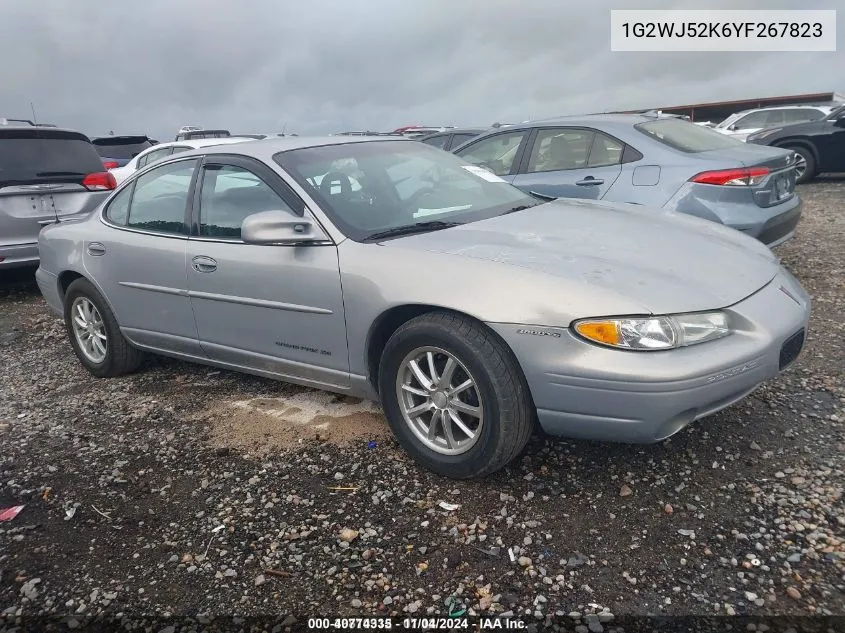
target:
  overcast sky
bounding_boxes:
[0,0,842,140]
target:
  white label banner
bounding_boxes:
[610,10,836,52]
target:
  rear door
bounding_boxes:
[88,157,201,355]
[0,128,108,251]
[510,127,623,199]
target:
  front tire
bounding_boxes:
[784,145,816,184]
[63,278,144,378]
[379,312,534,478]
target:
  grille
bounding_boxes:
[779,329,805,370]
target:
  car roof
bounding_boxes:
[0,125,90,138]
[171,135,407,162]
[731,104,833,116]
[422,127,487,137]
[466,114,655,135]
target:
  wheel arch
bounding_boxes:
[58,270,86,302]
[772,138,819,163]
[364,303,533,402]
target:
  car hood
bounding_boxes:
[383,200,780,315]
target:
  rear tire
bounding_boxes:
[64,278,144,378]
[784,145,816,184]
[379,312,534,478]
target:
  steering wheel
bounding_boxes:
[320,171,353,197]
[402,186,437,214]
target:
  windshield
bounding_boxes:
[715,112,745,129]
[0,129,105,187]
[825,104,845,120]
[635,118,745,153]
[274,140,538,241]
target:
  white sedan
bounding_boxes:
[109,137,254,184]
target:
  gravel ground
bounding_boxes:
[1,179,843,626]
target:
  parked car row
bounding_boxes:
[30,135,812,478]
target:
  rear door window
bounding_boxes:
[783,109,825,124]
[527,129,594,173]
[126,160,197,234]
[0,129,105,187]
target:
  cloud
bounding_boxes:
[0,0,841,139]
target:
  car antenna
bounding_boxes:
[31,101,63,225]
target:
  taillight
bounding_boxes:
[83,172,117,191]
[102,160,119,170]
[691,167,770,186]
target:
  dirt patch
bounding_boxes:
[204,389,392,456]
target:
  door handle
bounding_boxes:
[87,242,106,256]
[191,255,217,273]
[576,177,604,186]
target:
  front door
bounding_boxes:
[185,155,349,390]
[86,158,201,355]
[814,116,845,173]
[510,127,623,200]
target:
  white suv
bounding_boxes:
[715,105,835,141]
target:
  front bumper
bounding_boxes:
[488,267,811,443]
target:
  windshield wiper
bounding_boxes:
[529,190,557,201]
[364,220,463,242]
[35,171,86,177]
[501,200,547,216]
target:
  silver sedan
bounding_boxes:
[35,137,811,478]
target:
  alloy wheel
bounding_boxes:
[794,153,807,180]
[395,346,484,455]
[70,297,107,363]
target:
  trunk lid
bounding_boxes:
[693,144,797,208]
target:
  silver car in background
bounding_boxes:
[453,114,802,247]
[109,136,255,184]
[1,125,115,268]
[36,137,810,478]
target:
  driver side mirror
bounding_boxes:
[241,209,329,245]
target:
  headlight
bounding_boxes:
[574,312,730,351]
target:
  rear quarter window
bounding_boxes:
[0,129,105,187]
[635,119,744,153]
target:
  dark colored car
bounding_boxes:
[418,128,487,151]
[92,135,156,169]
[746,105,845,184]
[1,126,115,268]
[174,129,231,141]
